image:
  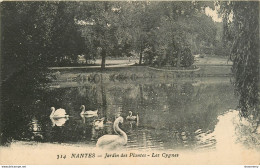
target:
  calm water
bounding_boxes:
[1,76,238,151]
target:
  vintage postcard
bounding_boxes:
[0,0,259,165]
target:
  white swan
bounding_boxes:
[96,116,127,149]
[94,117,105,129]
[80,105,98,116]
[126,111,139,121]
[50,107,69,118]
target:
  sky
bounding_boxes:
[205,7,222,23]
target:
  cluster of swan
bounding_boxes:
[49,106,139,149]
[49,105,98,127]
[49,105,98,118]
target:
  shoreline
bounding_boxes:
[48,65,232,85]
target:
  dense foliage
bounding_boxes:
[219,1,259,119]
[1,2,85,80]
[1,1,221,72]
[77,1,218,67]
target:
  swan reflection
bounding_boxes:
[127,120,139,129]
[50,117,69,127]
[29,118,44,141]
[80,114,99,126]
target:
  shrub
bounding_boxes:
[180,47,194,67]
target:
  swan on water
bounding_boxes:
[94,117,105,129]
[96,116,127,149]
[126,111,139,121]
[80,105,98,116]
[50,107,69,118]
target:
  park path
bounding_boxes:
[49,62,136,70]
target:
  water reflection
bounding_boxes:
[1,77,237,151]
[50,117,69,127]
[29,118,44,141]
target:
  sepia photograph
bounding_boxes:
[0,0,259,165]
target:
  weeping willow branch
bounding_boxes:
[220,1,259,119]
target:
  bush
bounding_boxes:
[180,47,194,67]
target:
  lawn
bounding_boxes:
[194,55,232,66]
[95,58,139,66]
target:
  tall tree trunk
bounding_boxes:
[100,2,109,70]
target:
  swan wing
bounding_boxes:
[96,135,120,147]
[86,110,98,115]
[54,108,67,117]
[126,116,137,121]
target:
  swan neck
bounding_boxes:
[113,121,127,141]
[81,106,85,113]
[50,108,55,117]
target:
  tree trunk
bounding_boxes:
[100,74,107,117]
[101,49,106,70]
[139,51,143,65]
[177,52,181,68]
[139,39,143,65]
[101,56,106,70]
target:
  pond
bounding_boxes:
[1,76,238,152]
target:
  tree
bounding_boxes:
[1,2,58,81]
[141,1,211,67]
[1,1,59,144]
[48,2,85,66]
[219,2,259,119]
[76,1,216,68]
[77,2,120,70]
[112,1,161,65]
